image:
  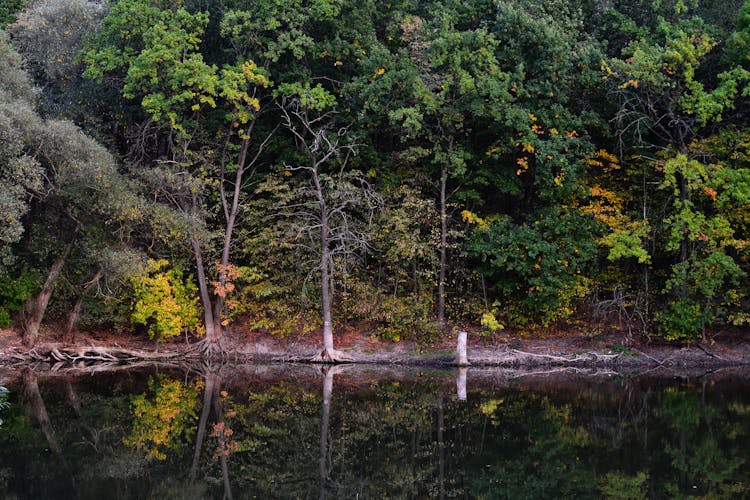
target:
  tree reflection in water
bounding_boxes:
[0,368,748,498]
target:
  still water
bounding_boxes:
[0,365,749,499]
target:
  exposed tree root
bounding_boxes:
[11,345,182,364]
[310,348,355,364]
[188,338,227,360]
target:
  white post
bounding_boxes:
[456,330,470,366]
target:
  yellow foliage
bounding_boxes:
[480,311,504,332]
[461,210,489,230]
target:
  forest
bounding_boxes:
[0,0,749,357]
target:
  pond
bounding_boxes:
[0,365,749,499]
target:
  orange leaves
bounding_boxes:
[212,263,242,299]
[702,186,718,201]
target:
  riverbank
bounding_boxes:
[1,323,749,370]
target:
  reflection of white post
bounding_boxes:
[456,367,468,401]
[456,330,470,366]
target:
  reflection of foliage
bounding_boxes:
[2,371,750,498]
[124,375,202,460]
[655,388,747,497]
[0,384,8,428]
[468,395,597,499]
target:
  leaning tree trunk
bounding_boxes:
[23,241,73,347]
[191,234,223,356]
[63,268,103,344]
[62,296,83,345]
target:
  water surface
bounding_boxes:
[0,365,749,499]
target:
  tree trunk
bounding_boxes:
[438,164,447,326]
[321,208,334,355]
[191,235,222,353]
[62,295,83,345]
[23,241,73,347]
[677,170,689,298]
[310,165,352,364]
[212,135,252,340]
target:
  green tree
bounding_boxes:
[356,7,516,325]
[84,0,276,353]
[605,4,750,339]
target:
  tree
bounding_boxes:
[604,4,750,338]
[83,0,275,354]
[278,89,380,362]
[356,9,517,326]
[0,30,42,266]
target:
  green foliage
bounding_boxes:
[656,298,705,341]
[338,277,437,342]
[468,210,598,327]
[128,259,201,342]
[7,0,750,339]
[0,270,38,327]
[0,0,22,27]
[124,375,202,461]
[0,30,43,265]
[599,471,649,499]
[83,0,220,131]
[228,266,320,337]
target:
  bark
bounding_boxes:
[62,267,104,344]
[212,134,252,339]
[308,161,356,363]
[23,241,73,347]
[62,296,83,344]
[438,163,447,326]
[316,164,335,356]
[191,235,222,353]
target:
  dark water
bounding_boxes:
[1,365,750,499]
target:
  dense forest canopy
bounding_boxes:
[0,0,749,350]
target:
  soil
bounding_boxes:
[1,318,749,371]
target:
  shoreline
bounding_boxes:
[0,337,747,371]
